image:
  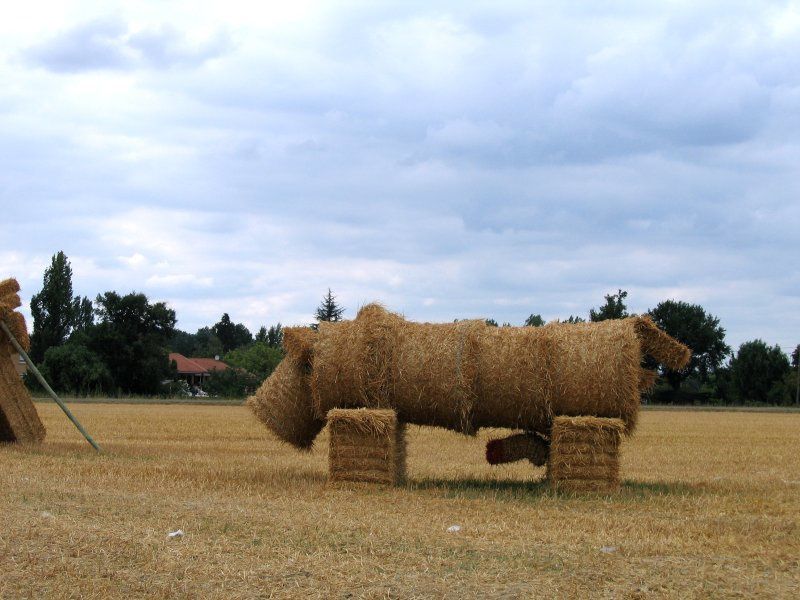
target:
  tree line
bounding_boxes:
[19,252,799,404]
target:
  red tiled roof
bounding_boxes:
[190,357,230,372]
[169,353,229,374]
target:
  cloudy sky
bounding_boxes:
[1,1,798,352]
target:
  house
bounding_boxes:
[169,353,229,388]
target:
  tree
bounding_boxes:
[314,289,345,326]
[37,342,112,395]
[589,289,628,322]
[71,296,94,334]
[224,342,284,381]
[524,314,544,327]
[29,251,84,363]
[266,323,283,348]
[564,315,586,324]
[255,326,268,343]
[729,340,790,404]
[485,318,499,327]
[88,291,177,394]
[647,300,730,390]
[169,329,198,356]
[204,368,260,398]
[212,313,252,353]
[194,327,224,358]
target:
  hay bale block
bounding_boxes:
[548,416,624,493]
[327,408,406,486]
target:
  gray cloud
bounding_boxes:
[23,17,230,72]
[1,2,798,353]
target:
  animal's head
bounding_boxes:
[247,327,322,449]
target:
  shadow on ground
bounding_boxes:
[408,477,699,501]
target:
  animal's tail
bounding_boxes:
[633,316,691,371]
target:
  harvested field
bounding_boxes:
[1,403,799,598]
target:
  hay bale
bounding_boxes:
[247,357,324,450]
[312,304,482,433]
[473,326,553,433]
[486,432,549,466]
[547,416,624,493]
[327,408,406,485]
[0,280,45,444]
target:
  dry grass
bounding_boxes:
[1,403,799,599]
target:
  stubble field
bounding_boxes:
[1,403,798,599]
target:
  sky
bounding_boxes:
[1,0,798,353]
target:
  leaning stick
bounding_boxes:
[0,320,101,452]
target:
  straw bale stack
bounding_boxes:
[0,278,46,444]
[327,408,406,485]
[548,416,624,493]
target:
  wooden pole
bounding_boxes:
[0,320,101,452]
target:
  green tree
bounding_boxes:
[564,315,586,324]
[485,318,499,327]
[524,314,544,327]
[29,251,90,363]
[730,340,790,404]
[168,329,198,356]
[71,296,94,334]
[314,289,345,326]
[212,313,252,353]
[647,300,730,390]
[204,368,260,398]
[590,289,628,322]
[224,342,284,380]
[255,326,268,343]
[38,342,113,395]
[266,323,283,348]
[87,291,177,394]
[193,327,224,358]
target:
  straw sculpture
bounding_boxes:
[548,416,625,493]
[327,408,406,485]
[247,302,689,484]
[0,278,46,444]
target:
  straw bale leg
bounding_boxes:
[328,408,406,486]
[547,415,623,493]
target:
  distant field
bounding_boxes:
[2,404,798,598]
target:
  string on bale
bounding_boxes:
[246,357,324,450]
[548,416,624,493]
[327,408,406,485]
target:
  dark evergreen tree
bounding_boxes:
[314,289,345,326]
[266,323,283,348]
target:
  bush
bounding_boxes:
[204,368,260,398]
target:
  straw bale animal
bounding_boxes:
[248,303,689,473]
[0,278,46,444]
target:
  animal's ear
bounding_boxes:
[282,327,317,366]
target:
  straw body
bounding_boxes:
[247,303,690,450]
